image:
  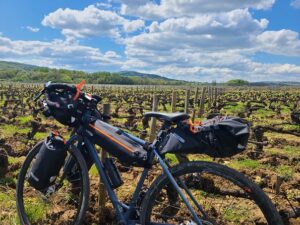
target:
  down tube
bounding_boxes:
[83,137,125,223]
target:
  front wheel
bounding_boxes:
[16,141,90,225]
[140,161,283,225]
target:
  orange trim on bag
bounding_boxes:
[188,120,201,134]
[89,124,135,154]
[73,80,86,100]
[52,131,60,136]
[51,131,67,144]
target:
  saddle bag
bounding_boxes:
[28,133,67,190]
[87,120,148,167]
[158,116,249,158]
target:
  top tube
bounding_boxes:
[120,130,146,146]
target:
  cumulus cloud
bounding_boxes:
[291,0,300,9]
[125,9,268,52]
[42,5,145,39]
[123,9,269,68]
[256,29,300,56]
[26,26,40,32]
[120,0,275,20]
[0,35,122,71]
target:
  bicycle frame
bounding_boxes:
[65,127,203,225]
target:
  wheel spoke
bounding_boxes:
[143,162,273,225]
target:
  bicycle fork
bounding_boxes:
[154,149,203,225]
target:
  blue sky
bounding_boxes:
[0,0,299,82]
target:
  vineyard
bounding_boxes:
[0,83,299,224]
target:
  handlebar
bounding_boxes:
[34,81,101,107]
[45,83,77,93]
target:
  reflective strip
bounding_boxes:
[89,124,135,154]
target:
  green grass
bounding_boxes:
[276,165,294,180]
[223,207,246,223]
[16,115,33,125]
[24,199,48,223]
[89,164,98,177]
[0,176,16,187]
[189,154,213,162]
[0,124,30,137]
[265,146,300,157]
[221,102,245,115]
[0,190,19,225]
[253,108,275,118]
[165,154,179,165]
[228,159,261,170]
[281,106,291,114]
[34,132,49,140]
[8,156,25,164]
[282,124,300,132]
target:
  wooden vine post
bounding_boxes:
[198,87,206,117]
[275,175,283,195]
[208,86,212,109]
[184,89,190,114]
[98,103,110,213]
[171,91,177,113]
[177,90,190,163]
[191,87,199,122]
[149,95,159,142]
[214,87,218,106]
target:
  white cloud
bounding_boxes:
[256,29,300,56]
[123,19,145,33]
[120,0,275,20]
[42,5,145,39]
[291,0,300,9]
[95,2,113,9]
[26,26,40,32]
[0,35,122,71]
[124,9,268,64]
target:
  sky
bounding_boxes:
[0,0,299,82]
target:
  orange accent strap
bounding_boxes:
[89,124,135,154]
[73,80,86,100]
[188,120,201,134]
[52,131,60,136]
[51,131,66,144]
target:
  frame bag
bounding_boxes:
[27,133,67,190]
[159,117,249,158]
[87,120,148,167]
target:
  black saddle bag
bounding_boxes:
[27,133,67,190]
[87,120,148,167]
[158,117,249,158]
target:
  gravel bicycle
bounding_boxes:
[16,81,284,225]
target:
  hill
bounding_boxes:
[0,61,189,85]
[0,61,37,71]
[119,71,172,81]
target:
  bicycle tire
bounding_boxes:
[140,161,283,225]
[16,141,90,225]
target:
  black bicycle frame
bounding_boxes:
[64,126,203,225]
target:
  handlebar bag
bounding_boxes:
[158,117,249,158]
[87,120,148,167]
[27,133,67,190]
[44,91,78,127]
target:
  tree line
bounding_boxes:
[0,67,190,85]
